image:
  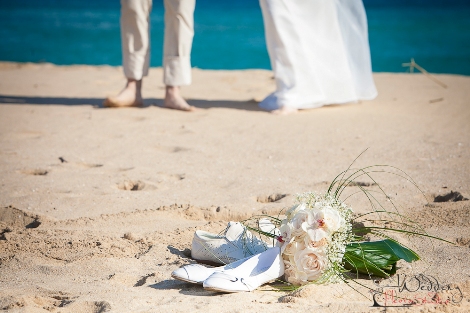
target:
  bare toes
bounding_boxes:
[164,98,196,112]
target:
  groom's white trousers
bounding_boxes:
[120,0,195,86]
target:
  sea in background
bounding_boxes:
[0,0,469,75]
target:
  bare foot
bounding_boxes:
[271,106,298,115]
[103,79,143,108]
[164,86,196,112]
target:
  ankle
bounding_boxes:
[125,79,142,98]
[165,86,180,98]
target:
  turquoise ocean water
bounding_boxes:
[0,0,469,74]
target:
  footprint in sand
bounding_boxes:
[20,168,48,176]
[60,300,111,312]
[76,162,103,168]
[0,296,26,310]
[117,180,146,191]
[456,237,470,248]
[256,193,287,203]
[434,191,468,202]
[56,157,103,169]
[117,179,160,191]
[49,294,76,307]
[134,273,156,287]
[0,206,42,230]
[118,167,135,172]
[0,294,77,311]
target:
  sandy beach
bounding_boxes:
[0,62,469,312]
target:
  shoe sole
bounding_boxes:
[170,273,202,285]
[203,286,246,293]
[192,258,226,267]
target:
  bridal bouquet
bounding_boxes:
[242,160,448,289]
[279,193,353,285]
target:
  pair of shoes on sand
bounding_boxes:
[172,221,284,293]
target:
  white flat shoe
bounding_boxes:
[202,247,284,293]
[191,221,276,265]
[171,254,254,284]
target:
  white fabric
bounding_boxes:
[259,0,378,110]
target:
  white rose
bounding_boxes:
[322,207,343,233]
[293,246,327,283]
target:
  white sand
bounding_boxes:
[0,63,469,312]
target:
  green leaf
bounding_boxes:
[343,251,392,278]
[344,239,419,278]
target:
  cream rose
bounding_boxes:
[282,241,305,256]
[292,246,327,283]
[304,236,328,248]
[283,261,303,286]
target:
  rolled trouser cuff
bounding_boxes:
[123,55,150,80]
[164,56,192,86]
[121,0,151,80]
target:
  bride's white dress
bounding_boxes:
[259,0,378,110]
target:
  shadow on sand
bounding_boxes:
[0,95,263,111]
[149,280,220,296]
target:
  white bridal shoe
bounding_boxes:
[191,221,275,265]
[171,254,254,284]
[203,247,284,293]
